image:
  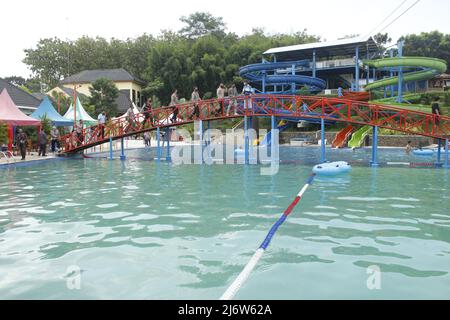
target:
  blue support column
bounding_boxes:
[354,46,360,92]
[109,136,113,160]
[366,49,370,85]
[312,50,317,78]
[156,127,161,161]
[270,115,276,149]
[436,139,443,167]
[244,115,249,165]
[444,139,449,168]
[291,64,296,94]
[120,137,126,160]
[320,118,326,163]
[370,126,379,167]
[390,49,394,98]
[165,127,171,161]
[397,41,404,103]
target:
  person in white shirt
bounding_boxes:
[226,84,238,116]
[216,83,226,115]
[189,87,201,120]
[242,82,253,110]
[97,111,106,139]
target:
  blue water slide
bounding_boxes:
[239,60,327,91]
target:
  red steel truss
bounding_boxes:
[60,94,450,154]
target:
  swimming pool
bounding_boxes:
[0,147,449,299]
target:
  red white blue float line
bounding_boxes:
[220,173,316,300]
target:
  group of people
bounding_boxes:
[165,82,253,123]
[14,126,61,160]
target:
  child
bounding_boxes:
[406,141,412,155]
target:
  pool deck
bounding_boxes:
[0,153,58,167]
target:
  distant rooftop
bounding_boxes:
[0,78,41,109]
[61,68,145,85]
[264,37,379,61]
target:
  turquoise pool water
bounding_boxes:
[0,147,449,299]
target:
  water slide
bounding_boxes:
[239,60,327,92]
[332,125,354,148]
[348,126,371,148]
[363,57,447,91]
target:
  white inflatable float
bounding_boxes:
[313,161,351,176]
[412,149,434,156]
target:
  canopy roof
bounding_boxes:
[264,37,379,61]
[0,89,41,126]
[31,96,74,126]
[63,97,97,126]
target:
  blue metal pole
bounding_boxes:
[156,126,161,161]
[397,41,404,103]
[271,115,276,149]
[371,126,379,167]
[165,127,171,161]
[445,139,449,168]
[320,117,326,163]
[390,49,394,98]
[291,64,296,94]
[355,46,360,92]
[366,49,370,85]
[244,115,249,165]
[312,50,316,78]
[109,136,113,160]
[437,139,442,166]
[120,137,126,160]
[199,120,203,164]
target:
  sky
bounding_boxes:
[1,0,449,78]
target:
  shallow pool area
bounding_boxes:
[0,147,449,299]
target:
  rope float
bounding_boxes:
[220,173,316,300]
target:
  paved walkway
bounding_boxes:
[0,152,57,167]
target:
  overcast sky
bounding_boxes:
[1,0,449,78]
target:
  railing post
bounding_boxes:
[120,137,126,161]
[156,126,161,161]
[370,126,379,167]
[436,139,443,167]
[320,117,326,163]
[165,127,171,162]
[444,139,449,169]
[109,136,113,160]
[244,115,249,165]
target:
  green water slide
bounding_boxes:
[348,126,372,148]
[363,57,447,91]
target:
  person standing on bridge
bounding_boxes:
[189,87,201,120]
[216,83,226,116]
[431,96,442,126]
[76,120,84,146]
[126,104,136,132]
[170,90,179,123]
[97,111,106,139]
[226,84,238,116]
[141,98,154,127]
[242,81,253,112]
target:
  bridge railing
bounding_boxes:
[60,94,450,153]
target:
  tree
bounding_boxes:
[88,78,119,116]
[179,12,226,39]
[401,31,450,71]
[373,33,392,51]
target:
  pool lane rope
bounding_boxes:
[220,173,316,300]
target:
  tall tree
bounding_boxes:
[179,12,226,39]
[401,31,450,71]
[88,78,119,116]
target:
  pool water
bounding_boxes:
[0,147,449,299]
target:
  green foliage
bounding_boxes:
[88,78,119,116]
[50,91,71,115]
[40,115,52,135]
[0,122,8,146]
[401,31,450,72]
[179,12,226,39]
